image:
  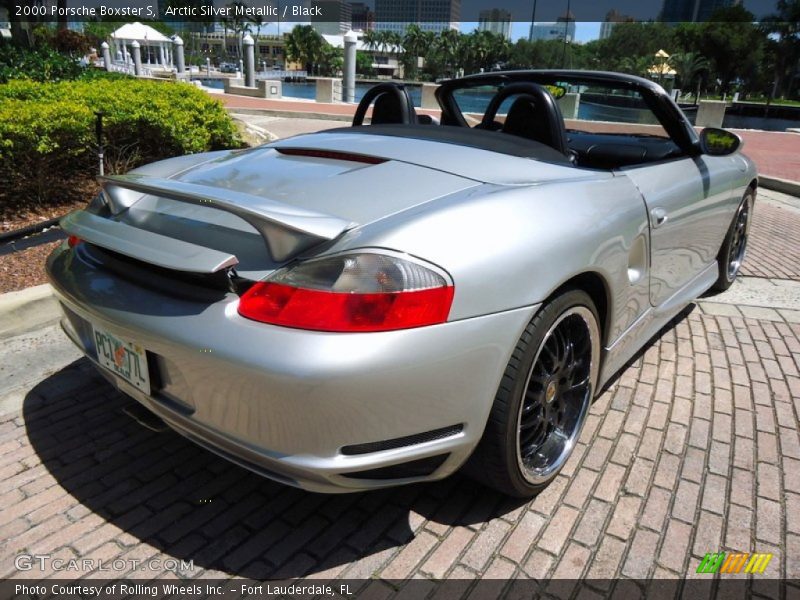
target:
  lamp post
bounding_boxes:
[561,0,571,68]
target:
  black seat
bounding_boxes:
[353,83,416,126]
[481,83,570,158]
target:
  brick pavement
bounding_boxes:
[0,200,799,588]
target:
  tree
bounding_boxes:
[761,0,800,99]
[284,25,324,74]
[697,5,765,95]
[669,51,710,96]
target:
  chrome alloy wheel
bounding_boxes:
[515,306,599,484]
[727,199,751,281]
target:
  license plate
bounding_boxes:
[92,325,151,395]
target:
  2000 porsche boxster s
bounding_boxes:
[47,71,756,497]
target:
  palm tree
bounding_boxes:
[669,52,710,102]
[403,24,429,79]
[285,25,324,74]
[362,29,380,53]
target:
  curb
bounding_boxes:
[0,284,60,340]
[760,176,800,197]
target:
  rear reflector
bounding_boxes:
[67,235,82,248]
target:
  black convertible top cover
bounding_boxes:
[328,124,573,165]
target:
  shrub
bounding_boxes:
[0,78,244,206]
[0,44,84,84]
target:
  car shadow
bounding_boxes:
[22,361,526,579]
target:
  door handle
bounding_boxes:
[650,208,668,228]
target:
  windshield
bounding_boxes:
[449,78,670,138]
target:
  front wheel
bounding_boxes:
[466,289,601,497]
[711,189,754,293]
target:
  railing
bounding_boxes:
[256,70,307,80]
[110,61,153,77]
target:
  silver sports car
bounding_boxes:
[47,71,756,497]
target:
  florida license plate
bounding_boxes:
[92,325,151,395]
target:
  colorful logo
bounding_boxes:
[696,552,773,574]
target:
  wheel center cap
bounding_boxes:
[545,381,557,403]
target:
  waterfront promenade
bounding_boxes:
[217,94,800,185]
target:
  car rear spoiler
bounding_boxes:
[89,174,352,263]
[61,210,240,274]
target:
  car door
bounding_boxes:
[621,154,739,307]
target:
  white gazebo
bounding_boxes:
[110,22,173,68]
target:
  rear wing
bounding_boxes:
[60,174,353,273]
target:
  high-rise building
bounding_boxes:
[660,0,739,22]
[158,0,213,32]
[528,11,575,42]
[312,0,353,35]
[478,9,512,40]
[350,2,375,32]
[599,9,634,39]
[375,0,460,35]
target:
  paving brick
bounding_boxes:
[625,457,654,496]
[550,542,591,579]
[692,511,724,556]
[725,504,753,551]
[381,531,438,579]
[460,519,510,572]
[756,497,782,545]
[572,499,610,547]
[639,487,671,532]
[622,529,659,578]
[670,478,701,524]
[700,474,728,515]
[423,527,474,578]
[500,511,544,564]
[522,549,553,580]
[659,519,693,572]
[537,506,578,556]
[563,469,599,509]
[606,496,641,541]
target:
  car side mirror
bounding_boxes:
[699,128,741,156]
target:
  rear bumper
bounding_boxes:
[47,243,537,492]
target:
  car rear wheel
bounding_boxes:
[466,289,600,497]
[711,189,754,293]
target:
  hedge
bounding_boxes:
[0,78,244,206]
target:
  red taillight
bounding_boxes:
[238,282,454,332]
[67,235,82,248]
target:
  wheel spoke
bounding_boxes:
[517,307,598,485]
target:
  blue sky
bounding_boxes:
[460,21,602,42]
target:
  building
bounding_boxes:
[599,9,634,39]
[311,0,353,35]
[157,0,213,33]
[529,12,576,42]
[478,8,512,40]
[660,0,740,22]
[374,0,460,35]
[350,2,375,32]
[193,31,289,69]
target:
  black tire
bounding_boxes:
[710,189,754,293]
[465,289,601,497]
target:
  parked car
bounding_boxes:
[47,71,756,497]
[218,62,238,73]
